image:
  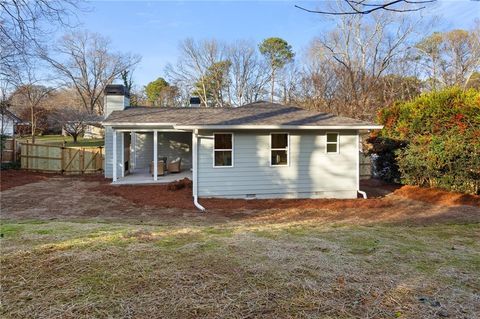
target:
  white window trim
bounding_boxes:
[326,132,339,154]
[213,132,234,168]
[270,132,290,167]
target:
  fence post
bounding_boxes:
[81,148,85,174]
[25,140,29,170]
[60,146,65,174]
[13,138,16,162]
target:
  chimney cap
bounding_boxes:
[105,84,129,97]
[189,97,201,105]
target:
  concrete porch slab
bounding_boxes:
[112,170,192,185]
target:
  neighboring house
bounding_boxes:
[83,123,104,139]
[102,85,382,211]
[62,122,104,139]
[0,109,24,136]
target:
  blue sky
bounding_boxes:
[78,1,480,86]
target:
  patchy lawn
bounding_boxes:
[1,172,479,318]
[17,134,104,147]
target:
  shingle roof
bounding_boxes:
[2,109,24,123]
[103,101,380,128]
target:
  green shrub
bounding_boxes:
[1,161,21,170]
[374,87,480,194]
[366,136,406,183]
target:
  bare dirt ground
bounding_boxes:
[1,170,479,225]
[0,170,52,191]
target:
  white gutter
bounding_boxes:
[103,123,383,130]
[192,129,206,212]
[102,122,177,127]
[176,124,384,130]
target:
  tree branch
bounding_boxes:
[295,0,436,15]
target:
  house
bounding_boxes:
[62,122,104,139]
[0,109,24,136]
[102,85,383,211]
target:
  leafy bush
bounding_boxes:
[374,87,480,194]
[1,161,21,170]
[366,136,406,183]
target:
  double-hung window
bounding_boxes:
[213,133,233,167]
[271,133,289,166]
[326,132,339,154]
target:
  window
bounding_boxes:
[213,133,233,167]
[271,133,289,166]
[326,132,339,153]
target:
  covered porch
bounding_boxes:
[112,170,192,185]
[111,129,193,185]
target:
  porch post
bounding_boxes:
[192,130,197,197]
[153,129,158,181]
[112,129,117,182]
[131,131,135,171]
[121,132,125,178]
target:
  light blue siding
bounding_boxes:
[132,132,153,170]
[197,130,358,199]
[104,126,123,178]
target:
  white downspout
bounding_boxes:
[357,131,367,199]
[192,129,206,211]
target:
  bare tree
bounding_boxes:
[42,31,141,115]
[227,41,270,106]
[166,38,228,107]
[56,108,101,143]
[415,26,480,89]
[295,0,436,15]
[0,0,80,78]
[9,61,55,142]
[306,11,416,119]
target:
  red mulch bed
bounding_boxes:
[3,170,479,210]
[89,177,391,211]
[93,178,479,211]
[0,170,52,191]
[0,170,106,192]
[392,185,480,207]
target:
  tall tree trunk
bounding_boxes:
[271,69,275,103]
[30,106,35,143]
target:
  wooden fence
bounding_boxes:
[360,152,372,180]
[20,142,104,174]
[1,138,19,163]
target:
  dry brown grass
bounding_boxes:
[1,172,479,318]
[1,219,479,319]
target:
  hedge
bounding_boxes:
[372,87,480,194]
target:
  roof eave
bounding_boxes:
[102,122,383,130]
[174,124,384,130]
[102,122,177,127]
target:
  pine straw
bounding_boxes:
[1,221,479,318]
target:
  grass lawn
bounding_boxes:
[17,135,104,147]
[1,218,478,318]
